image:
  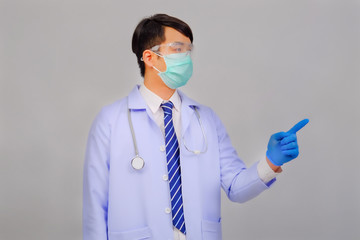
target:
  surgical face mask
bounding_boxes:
[152,52,193,89]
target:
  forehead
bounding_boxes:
[163,26,191,44]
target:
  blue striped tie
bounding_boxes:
[161,101,186,235]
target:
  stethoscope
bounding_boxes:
[127,100,208,170]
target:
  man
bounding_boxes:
[83,14,309,240]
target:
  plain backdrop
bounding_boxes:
[1,0,359,239]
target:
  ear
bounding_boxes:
[142,50,154,67]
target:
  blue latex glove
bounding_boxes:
[266,119,309,166]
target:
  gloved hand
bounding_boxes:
[266,119,309,166]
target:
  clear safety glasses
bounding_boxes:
[150,42,194,56]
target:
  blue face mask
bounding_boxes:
[153,52,193,89]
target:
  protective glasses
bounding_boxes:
[150,42,193,56]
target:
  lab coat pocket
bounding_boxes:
[109,226,152,240]
[201,219,222,240]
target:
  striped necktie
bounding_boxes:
[161,101,186,235]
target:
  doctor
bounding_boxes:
[83,14,309,240]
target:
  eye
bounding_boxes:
[169,42,185,52]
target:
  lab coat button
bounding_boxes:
[160,145,166,152]
[163,175,168,181]
[165,207,171,214]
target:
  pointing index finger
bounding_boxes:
[287,119,309,134]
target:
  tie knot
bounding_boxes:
[161,101,174,116]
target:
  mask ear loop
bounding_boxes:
[152,66,162,73]
[139,54,160,72]
[151,51,165,73]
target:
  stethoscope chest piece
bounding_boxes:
[131,155,145,170]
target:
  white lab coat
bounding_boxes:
[83,86,274,240]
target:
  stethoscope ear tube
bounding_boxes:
[128,99,145,170]
[182,107,208,154]
[128,107,139,156]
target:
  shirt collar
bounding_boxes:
[139,83,181,113]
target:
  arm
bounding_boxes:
[212,110,272,203]
[83,110,110,240]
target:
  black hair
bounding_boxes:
[132,14,193,77]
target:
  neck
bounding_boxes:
[144,73,175,100]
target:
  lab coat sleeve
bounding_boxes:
[83,108,111,240]
[212,110,272,203]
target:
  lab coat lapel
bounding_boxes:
[178,90,200,138]
[127,85,158,124]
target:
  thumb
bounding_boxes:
[271,132,289,141]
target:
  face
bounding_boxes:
[143,27,192,72]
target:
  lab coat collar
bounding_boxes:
[177,89,200,109]
[127,85,147,110]
[128,85,201,110]
[139,83,182,114]
[128,85,201,137]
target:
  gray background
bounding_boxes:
[1,0,359,239]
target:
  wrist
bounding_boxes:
[266,157,283,173]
